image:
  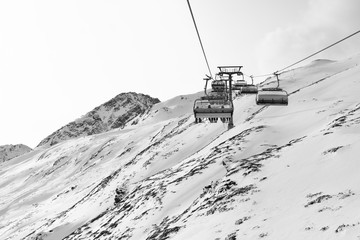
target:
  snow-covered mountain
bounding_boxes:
[37,92,160,147]
[0,144,32,163]
[1,54,360,240]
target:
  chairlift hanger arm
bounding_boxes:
[203,75,212,95]
[274,72,280,88]
[250,75,254,85]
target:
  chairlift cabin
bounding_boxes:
[193,99,233,123]
[256,73,288,105]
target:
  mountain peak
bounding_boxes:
[37,92,160,147]
[0,144,32,162]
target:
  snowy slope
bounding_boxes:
[0,144,32,163]
[37,92,160,147]
[0,54,360,240]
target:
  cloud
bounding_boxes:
[256,0,360,75]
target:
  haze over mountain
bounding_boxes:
[0,53,360,240]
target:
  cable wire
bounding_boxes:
[245,29,360,79]
[186,0,213,78]
[277,29,360,73]
[243,72,273,79]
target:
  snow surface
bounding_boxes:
[0,54,360,240]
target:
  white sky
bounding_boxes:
[1,0,360,148]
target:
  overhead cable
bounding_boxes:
[245,29,360,79]
[186,0,213,78]
[277,29,360,73]
[243,72,273,79]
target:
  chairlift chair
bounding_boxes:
[211,80,227,92]
[232,73,246,90]
[241,85,258,94]
[201,90,228,101]
[212,73,232,92]
[193,99,233,123]
[256,88,288,105]
[256,73,288,105]
[241,75,258,94]
[201,75,228,101]
[232,80,247,90]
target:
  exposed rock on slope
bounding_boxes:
[37,92,160,147]
[0,144,32,162]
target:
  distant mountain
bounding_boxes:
[37,92,160,147]
[0,144,32,162]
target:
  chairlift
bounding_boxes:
[193,66,241,127]
[201,90,228,101]
[256,73,288,105]
[211,80,226,92]
[211,74,228,92]
[241,75,258,94]
[232,72,246,90]
[200,75,228,101]
[193,99,233,123]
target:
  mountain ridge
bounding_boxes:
[1,54,360,240]
[37,92,160,147]
[0,144,32,162]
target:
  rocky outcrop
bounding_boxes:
[0,144,32,162]
[37,92,160,147]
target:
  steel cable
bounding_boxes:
[186,0,213,78]
[245,29,360,78]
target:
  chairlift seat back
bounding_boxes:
[241,84,258,94]
[256,88,288,105]
[193,99,233,118]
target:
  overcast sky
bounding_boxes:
[1,0,360,148]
